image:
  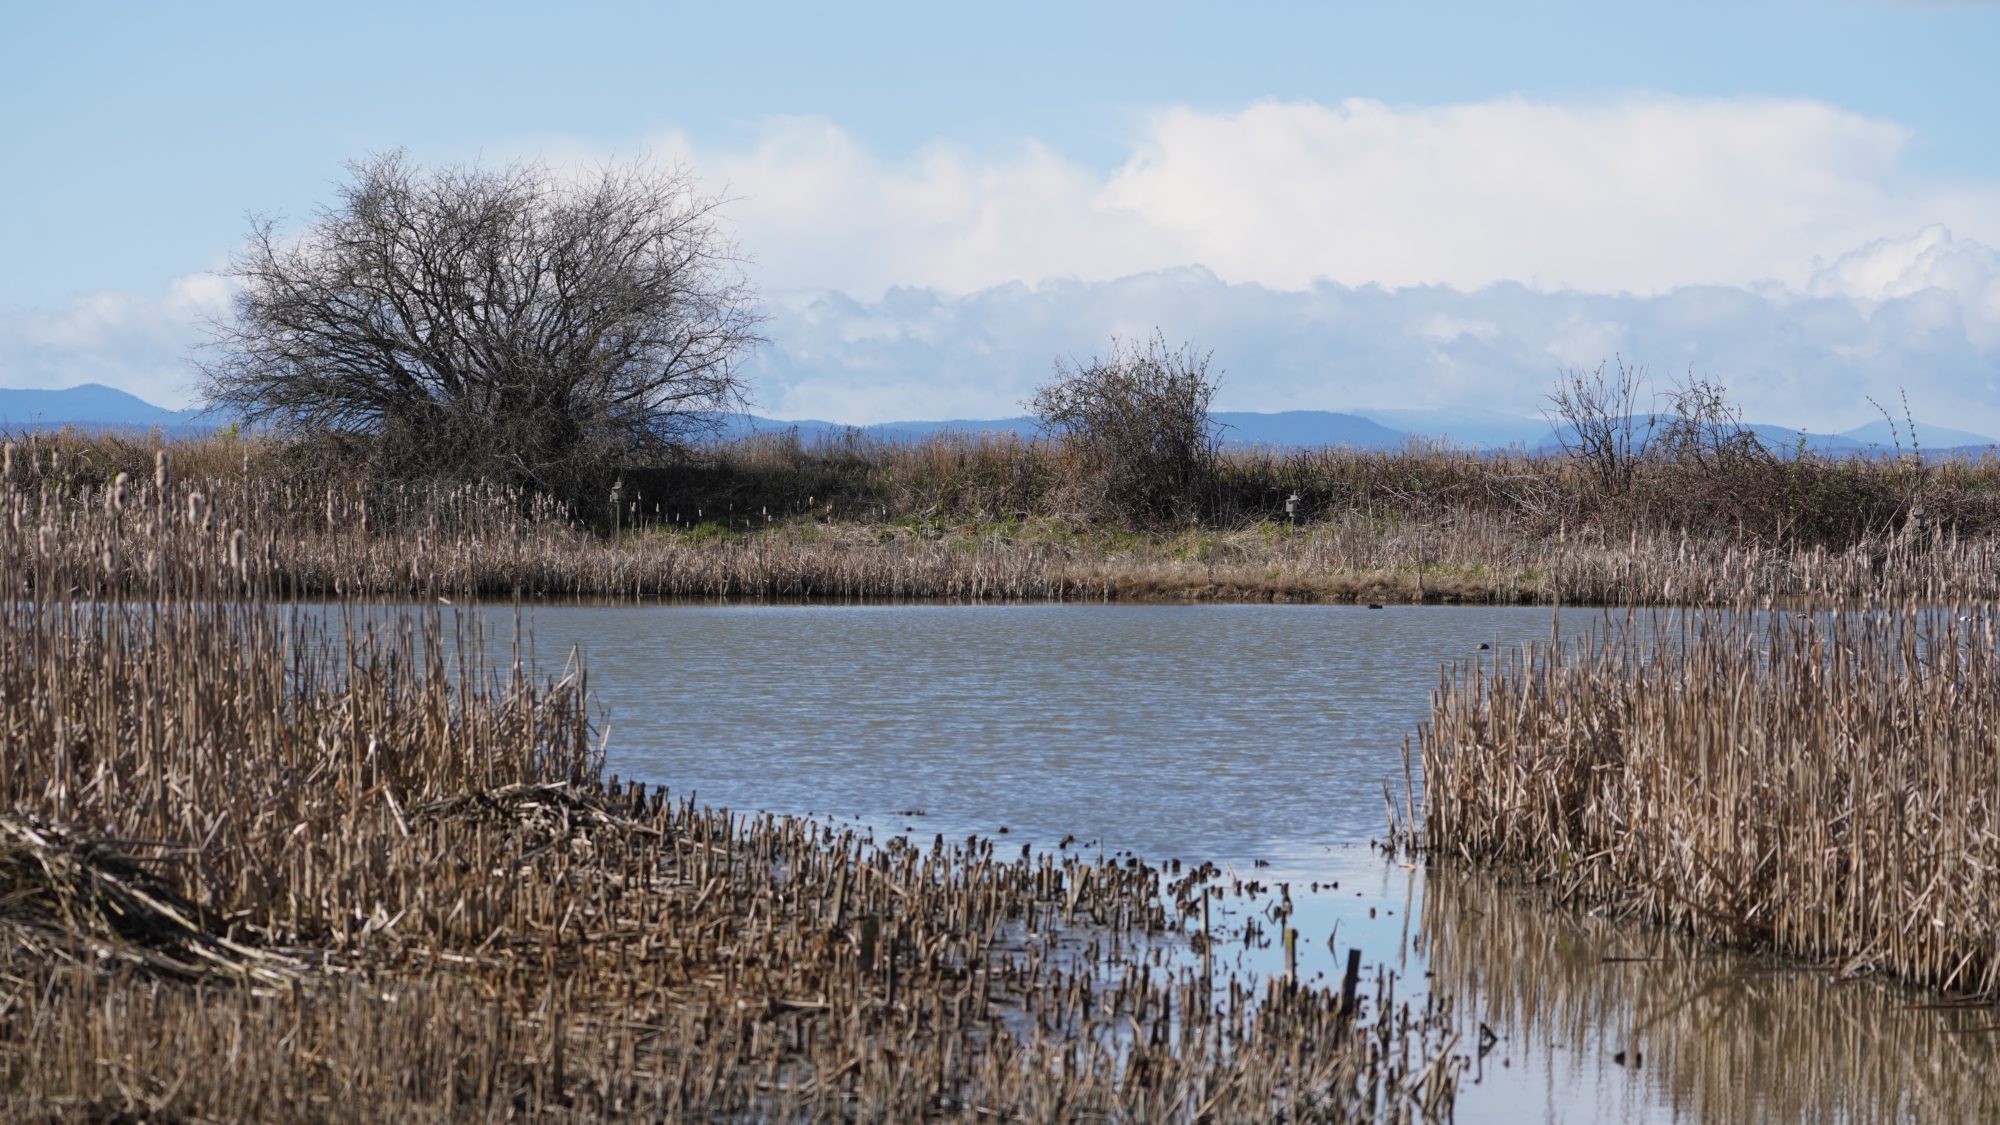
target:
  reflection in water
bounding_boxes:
[517,602,1567,869]
[1421,866,2000,1124]
[490,603,2000,1123]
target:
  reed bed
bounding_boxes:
[9,431,2000,607]
[1420,865,2000,1123]
[1419,607,2000,1002]
[1,441,1465,1120]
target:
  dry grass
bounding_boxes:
[1418,606,2000,1001]
[0,435,1466,1120]
[10,429,2000,607]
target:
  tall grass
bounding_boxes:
[13,429,2000,606]
[1,436,1466,1119]
[1419,607,2000,999]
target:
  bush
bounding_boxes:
[199,151,762,511]
[1028,334,1223,527]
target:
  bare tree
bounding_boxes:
[1657,373,1771,470]
[1544,358,1655,495]
[199,152,762,503]
[1029,334,1223,526]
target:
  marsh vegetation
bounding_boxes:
[12,422,2000,607]
[1419,606,2000,1000]
[0,444,1472,1121]
[9,379,2000,1118]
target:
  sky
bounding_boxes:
[5,0,2000,434]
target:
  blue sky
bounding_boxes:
[6,0,2000,432]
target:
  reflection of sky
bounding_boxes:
[473,602,1997,1125]
[508,602,1567,867]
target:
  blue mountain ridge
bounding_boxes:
[721,410,1407,450]
[4,385,1996,456]
[0,383,217,433]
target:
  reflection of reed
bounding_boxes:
[0,447,1467,1120]
[1424,609,2000,999]
[1421,865,2000,1124]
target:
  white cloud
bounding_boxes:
[674,118,1168,298]
[11,96,2000,434]
[747,227,2000,436]
[642,97,2000,298]
[0,274,228,408]
[1808,224,2000,348]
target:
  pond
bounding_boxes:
[503,602,1999,1124]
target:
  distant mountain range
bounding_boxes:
[721,407,2000,457]
[0,384,216,434]
[722,410,1410,450]
[5,384,1996,457]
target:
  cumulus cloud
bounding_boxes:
[668,118,1169,298]
[1808,225,2000,347]
[655,97,2000,297]
[0,274,227,408]
[747,227,2000,437]
[9,97,2000,433]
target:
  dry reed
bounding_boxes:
[1,437,1464,1120]
[8,429,2000,607]
[1419,607,2000,1002]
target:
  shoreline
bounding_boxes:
[1419,606,2000,1003]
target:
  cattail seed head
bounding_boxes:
[155,450,171,493]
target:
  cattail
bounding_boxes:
[155,449,171,493]
[108,472,129,513]
[2,441,12,483]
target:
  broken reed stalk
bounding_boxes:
[0,438,1462,1120]
[1421,607,2000,1001]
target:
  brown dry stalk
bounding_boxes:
[4,428,2000,606]
[1421,608,2000,1000]
[0,435,1461,1121]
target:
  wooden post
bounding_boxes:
[1339,948,1362,1018]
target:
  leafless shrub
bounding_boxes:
[1545,357,1656,495]
[1029,334,1223,527]
[199,151,763,509]
[1656,373,1771,470]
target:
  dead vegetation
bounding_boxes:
[0,815,303,987]
[0,435,1466,1120]
[1417,607,2000,1002]
[9,427,2000,607]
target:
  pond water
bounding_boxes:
[501,603,1999,1124]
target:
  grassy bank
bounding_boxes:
[11,428,2000,606]
[1,439,1464,1119]
[1418,607,2000,1001]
